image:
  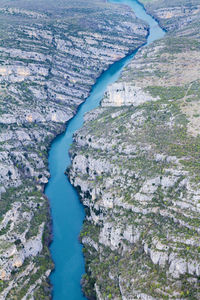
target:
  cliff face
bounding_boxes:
[0,0,148,298]
[140,0,200,32]
[69,1,200,299]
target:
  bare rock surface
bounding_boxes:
[0,0,148,298]
[69,0,200,299]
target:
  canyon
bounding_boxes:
[69,0,200,299]
[0,0,147,298]
[0,0,200,299]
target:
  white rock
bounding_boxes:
[102,82,159,107]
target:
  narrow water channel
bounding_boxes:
[45,1,165,299]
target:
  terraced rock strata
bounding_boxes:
[69,0,200,299]
[140,0,200,32]
[0,0,148,298]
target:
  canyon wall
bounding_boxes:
[69,1,200,299]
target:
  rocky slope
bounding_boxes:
[0,0,148,298]
[69,1,200,299]
[140,0,200,32]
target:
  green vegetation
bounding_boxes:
[72,92,200,298]
[0,0,148,297]
[69,3,200,297]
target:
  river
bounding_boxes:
[45,0,165,299]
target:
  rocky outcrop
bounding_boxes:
[140,0,200,32]
[69,100,200,298]
[0,0,148,298]
[69,1,200,299]
[102,82,158,107]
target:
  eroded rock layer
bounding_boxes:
[0,0,148,298]
[69,0,200,299]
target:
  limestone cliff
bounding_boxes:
[0,0,148,298]
[69,1,200,299]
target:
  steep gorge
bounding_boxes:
[69,0,200,299]
[0,0,148,298]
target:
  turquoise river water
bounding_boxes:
[45,0,165,299]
